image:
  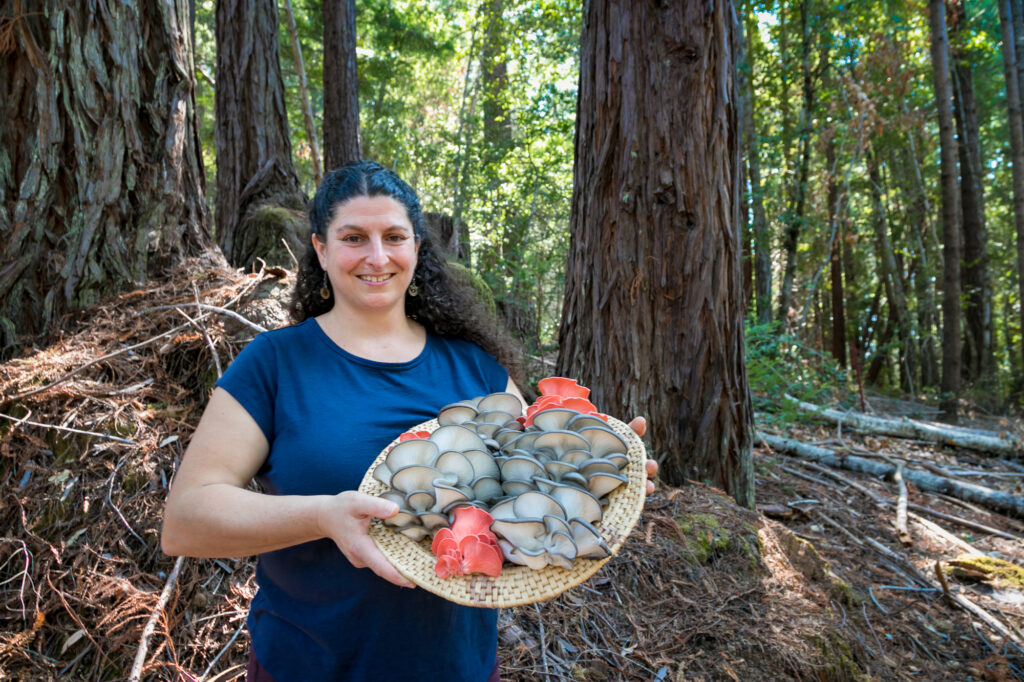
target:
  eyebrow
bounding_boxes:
[333,223,413,233]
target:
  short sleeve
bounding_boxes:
[215,334,277,443]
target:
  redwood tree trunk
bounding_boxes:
[998,0,1024,391]
[776,0,815,324]
[737,14,772,326]
[951,0,993,382]
[826,140,846,368]
[929,0,963,420]
[0,0,216,351]
[557,0,754,507]
[215,0,305,268]
[323,0,362,170]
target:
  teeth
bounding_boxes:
[360,275,391,282]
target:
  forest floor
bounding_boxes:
[0,261,1022,681]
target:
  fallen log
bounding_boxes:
[757,433,1024,518]
[785,395,1023,457]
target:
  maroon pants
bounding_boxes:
[246,650,502,681]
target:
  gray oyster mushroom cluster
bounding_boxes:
[374,392,632,570]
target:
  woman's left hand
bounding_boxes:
[627,416,657,495]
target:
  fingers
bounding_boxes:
[347,491,399,520]
[350,535,415,588]
[644,458,658,496]
[628,416,647,437]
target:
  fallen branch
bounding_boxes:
[757,433,1024,518]
[128,547,185,682]
[894,463,911,546]
[785,395,1022,457]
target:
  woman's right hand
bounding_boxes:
[317,491,416,588]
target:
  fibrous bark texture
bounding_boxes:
[215,0,305,268]
[323,0,361,171]
[950,0,993,382]
[929,0,962,421]
[0,0,215,352]
[557,0,754,507]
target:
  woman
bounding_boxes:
[162,161,656,681]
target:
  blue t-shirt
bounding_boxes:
[215,318,508,681]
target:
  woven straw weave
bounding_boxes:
[357,415,647,608]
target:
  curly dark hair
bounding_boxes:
[290,161,525,387]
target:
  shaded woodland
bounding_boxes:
[2,0,1024,679]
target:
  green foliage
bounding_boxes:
[745,318,852,423]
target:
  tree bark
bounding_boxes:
[826,140,846,368]
[950,0,994,382]
[776,0,816,324]
[737,14,772,326]
[323,0,362,171]
[215,0,306,269]
[868,152,916,391]
[0,0,216,351]
[998,0,1024,391]
[558,0,754,507]
[928,0,962,421]
[282,0,322,184]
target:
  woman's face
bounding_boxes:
[313,195,419,316]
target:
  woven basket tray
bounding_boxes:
[357,415,647,608]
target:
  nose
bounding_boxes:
[366,235,388,268]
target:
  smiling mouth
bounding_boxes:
[358,274,394,283]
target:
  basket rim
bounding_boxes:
[357,414,648,608]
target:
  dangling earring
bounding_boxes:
[407,277,419,298]
[320,271,331,300]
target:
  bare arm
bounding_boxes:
[161,388,413,587]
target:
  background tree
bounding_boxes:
[323,0,361,170]
[929,0,963,420]
[0,0,215,355]
[214,0,305,268]
[557,0,754,506]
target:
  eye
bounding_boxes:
[387,233,410,243]
[340,234,364,243]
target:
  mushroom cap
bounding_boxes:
[533,430,589,456]
[543,459,579,481]
[491,519,547,550]
[430,424,488,453]
[580,458,621,477]
[434,450,476,486]
[500,479,535,496]
[469,476,503,503]
[566,413,610,431]
[576,426,628,459]
[390,464,443,494]
[477,392,525,417]
[586,471,629,498]
[500,432,541,453]
[571,518,610,558]
[498,540,550,570]
[437,401,480,426]
[548,482,603,523]
[499,455,545,482]
[396,525,431,541]
[494,428,524,447]
[432,480,472,511]
[488,497,517,520]
[606,453,630,470]
[383,439,440,477]
[416,511,450,531]
[531,408,583,431]
[461,449,500,479]
[476,409,516,427]
[513,491,567,519]
[559,448,592,468]
[405,489,436,512]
